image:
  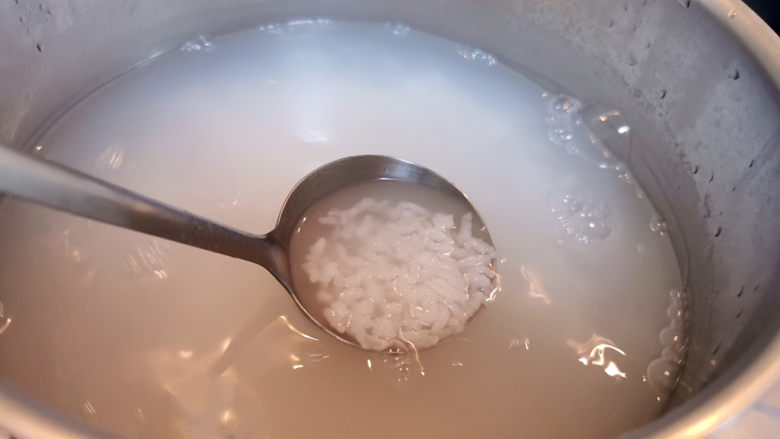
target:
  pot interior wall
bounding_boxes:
[0,0,778,435]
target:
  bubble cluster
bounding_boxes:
[550,190,612,245]
[647,289,689,398]
[649,213,668,236]
[456,47,497,66]
[381,350,425,384]
[543,93,584,155]
[258,18,333,35]
[543,93,634,175]
[180,35,215,52]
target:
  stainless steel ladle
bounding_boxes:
[0,144,489,349]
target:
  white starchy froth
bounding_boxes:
[301,198,498,351]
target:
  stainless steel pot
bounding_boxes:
[0,0,778,437]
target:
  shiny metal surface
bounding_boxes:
[0,148,476,349]
[0,0,778,437]
[0,144,287,278]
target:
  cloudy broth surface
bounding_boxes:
[0,21,685,438]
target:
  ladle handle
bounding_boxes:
[0,145,286,275]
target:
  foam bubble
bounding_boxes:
[544,94,583,155]
[550,190,612,245]
[649,213,668,236]
[543,94,645,196]
[647,289,689,397]
[581,105,631,159]
[647,358,681,394]
[543,94,625,169]
[456,47,497,66]
[180,35,215,52]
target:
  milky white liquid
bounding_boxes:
[0,21,685,438]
